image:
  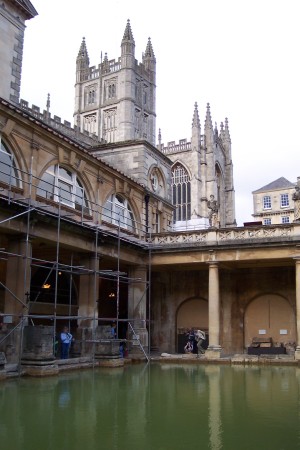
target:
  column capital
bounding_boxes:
[207,261,219,268]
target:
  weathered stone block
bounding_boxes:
[22,325,55,361]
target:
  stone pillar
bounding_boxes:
[77,255,99,328]
[76,255,99,356]
[4,237,32,322]
[206,262,222,359]
[128,265,148,355]
[295,259,300,360]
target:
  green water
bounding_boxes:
[0,363,299,450]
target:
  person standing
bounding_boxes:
[60,326,73,359]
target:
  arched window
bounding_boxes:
[0,139,20,187]
[172,163,191,222]
[103,194,135,232]
[37,165,89,213]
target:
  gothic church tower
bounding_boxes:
[74,20,156,146]
[160,103,236,229]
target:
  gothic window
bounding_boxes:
[172,163,191,222]
[85,85,97,105]
[0,139,20,187]
[263,196,271,209]
[103,108,117,142]
[280,194,289,208]
[37,165,89,213]
[83,114,97,134]
[105,80,117,100]
[103,194,135,232]
[88,89,95,104]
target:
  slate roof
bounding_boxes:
[252,177,296,194]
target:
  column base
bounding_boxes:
[205,345,222,360]
[128,327,148,356]
[294,346,300,360]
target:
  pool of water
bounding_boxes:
[0,363,299,450]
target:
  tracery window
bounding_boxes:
[37,165,89,213]
[103,194,135,232]
[172,163,191,222]
[0,139,20,187]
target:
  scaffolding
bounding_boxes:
[0,155,153,368]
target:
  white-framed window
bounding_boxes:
[37,165,89,213]
[281,216,290,224]
[0,139,20,187]
[172,163,191,223]
[263,196,271,209]
[263,218,272,225]
[103,194,135,232]
[280,193,289,208]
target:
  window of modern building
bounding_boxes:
[281,216,290,224]
[263,196,271,209]
[172,163,191,222]
[0,139,20,187]
[103,194,135,232]
[263,218,272,225]
[280,193,289,208]
[37,165,89,213]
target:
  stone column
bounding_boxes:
[206,262,222,359]
[77,255,99,355]
[128,265,148,355]
[4,237,32,322]
[295,259,300,360]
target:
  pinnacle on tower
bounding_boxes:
[76,37,90,72]
[192,102,200,129]
[204,103,213,131]
[144,38,155,59]
[121,19,135,56]
[224,117,231,142]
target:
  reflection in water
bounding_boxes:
[0,365,299,450]
[206,366,222,450]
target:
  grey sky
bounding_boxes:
[20,0,300,225]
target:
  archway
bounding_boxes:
[244,294,296,349]
[176,298,208,352]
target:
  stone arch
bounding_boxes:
[176,297,208,352]
[244,294,296,348]
[0,136,25,188]
[102,192,139,234]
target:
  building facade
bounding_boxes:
[1,1,300,374]
[252,177,296,225]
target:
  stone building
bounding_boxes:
[252,177,296,225]
[1,0,300,374]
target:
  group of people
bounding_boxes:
[184,329,206,356]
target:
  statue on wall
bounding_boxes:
[292,185,300,221]
[207,195,219,227]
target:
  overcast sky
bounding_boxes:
[20,0,300,226]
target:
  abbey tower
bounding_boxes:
[74,20,156,146]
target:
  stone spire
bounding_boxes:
[204,103,214,144]
[224,117,231,143]
[192,102,200,129]
[144,38,155,58]
[76,37,89,71]
[121,19,135,56]
[191,102,201,152]
[143,37,156,72]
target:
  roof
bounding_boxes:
[252,177,295,194]
[9,0,38,19]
